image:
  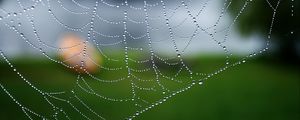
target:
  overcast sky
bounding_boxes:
[0,0,264,57]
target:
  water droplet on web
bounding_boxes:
[199,81,203,85]
[0,16,3,20]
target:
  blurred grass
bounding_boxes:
[0,56,299,120]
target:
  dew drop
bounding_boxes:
[199,81,203,85]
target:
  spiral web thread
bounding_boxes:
[0,0,291,119]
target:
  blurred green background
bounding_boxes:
[0,0,299,120]
[0,56,299,120]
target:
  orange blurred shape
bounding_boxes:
[59,33,102,73]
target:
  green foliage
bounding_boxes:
[228,0,299,39]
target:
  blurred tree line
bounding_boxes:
[228,0,299,64]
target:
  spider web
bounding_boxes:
[0,0,291,119]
